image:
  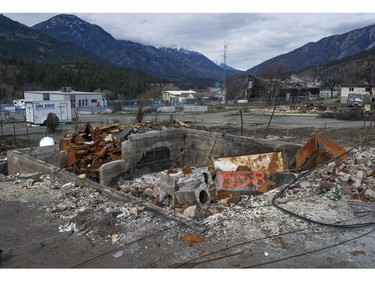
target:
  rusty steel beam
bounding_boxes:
[295,135,347,171]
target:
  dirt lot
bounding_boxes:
[1,109,375,276]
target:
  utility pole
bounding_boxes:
[222,38,229,103]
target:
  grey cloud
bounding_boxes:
[3,13,375,70]
[331,18,375,35]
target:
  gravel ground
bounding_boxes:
[1,145,375,271]
[1,110,375,280]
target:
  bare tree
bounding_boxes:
[225,74,248,100]
[364,56,375,94]
[316,70,340,98]
[325,78,337,98]
[260,62,289,104]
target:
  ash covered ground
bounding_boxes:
[1,142,375,269]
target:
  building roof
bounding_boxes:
[340,84,370,88]
[24,90,105,95]
[162,90,197,96]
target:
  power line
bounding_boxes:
[72,221,185,268]
[222,38,229,103]
[173,212,375,268]
[244,227,375,268]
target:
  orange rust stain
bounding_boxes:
[236,165,251,171]
[181,234,203,246]
[182,167,193,175]
[216,191,238,200]
[257,181,278,194]
[267,152,283,172]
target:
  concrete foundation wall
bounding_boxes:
[100,128,301,186]
[7,147,61,175]
[184,129,300,168]
[121,128,186,175]
[8,128,302,187]
[99,159,127,187]
[26,144,62,167]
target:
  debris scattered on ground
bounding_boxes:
[351,250,366,256]
[113,250,124,258]
[58,222,79,233]
[2,133,375,268]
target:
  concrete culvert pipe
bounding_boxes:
[174,180,211,207]
[199,189,209,205]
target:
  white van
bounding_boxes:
[347,93,375,107]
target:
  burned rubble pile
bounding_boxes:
[159,144,375,244]
[248,103,329,114]
[56,122,375,226]
[60,122,139,181]
[59,120,196,182]
[1,137,375,250]
[114,135,375,227]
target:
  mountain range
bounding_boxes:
[1,13,375,82]
[0,14,104,63]
[247,23,375,74]
[31,14,240,81]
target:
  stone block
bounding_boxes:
[183,205,204,219]
[159,170,184,205]
[337,171,351,182]
[356,170,366,180]
[298,180,310,189]
[364,189,375,199]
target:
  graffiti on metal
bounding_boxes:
[214,151,287,191]
[216,170,268,191]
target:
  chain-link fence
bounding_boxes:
[0,105,25,122]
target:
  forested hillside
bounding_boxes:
[297,47,375,86]
[0,59,157,103]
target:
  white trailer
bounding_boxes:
[25,101,72,125]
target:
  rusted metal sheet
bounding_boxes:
[214,151,287,192]
[214,151,287,174]
[295,135,347,171]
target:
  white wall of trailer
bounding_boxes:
[25,101,72,125]
[24,91,106,108]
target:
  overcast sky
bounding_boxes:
[3,1,375,71]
